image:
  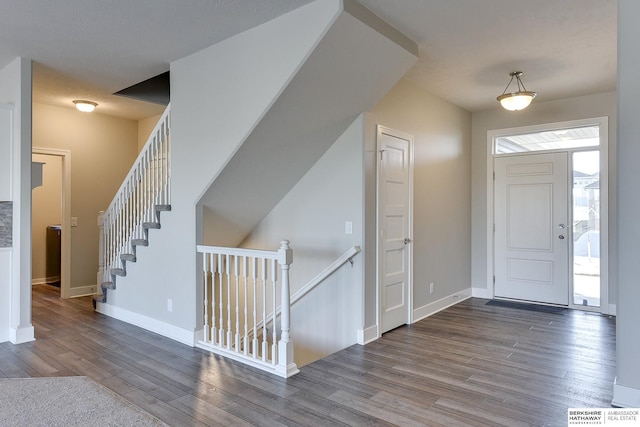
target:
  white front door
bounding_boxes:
[494,152,569,305]
[378,126,412,333]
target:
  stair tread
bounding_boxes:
[111,268,126,277]
[97,202,169,308]
[120,253,136,262]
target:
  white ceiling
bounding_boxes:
[0,0,617,120]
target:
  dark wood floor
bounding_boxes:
[0,284,616,426]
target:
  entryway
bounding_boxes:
[488,117,609,313]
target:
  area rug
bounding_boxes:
[485,299,567,314]
[0,376,167,426]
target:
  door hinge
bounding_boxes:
[493,275,495,284]
[493,172,496,180]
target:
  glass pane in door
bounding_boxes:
[572,151,600,307]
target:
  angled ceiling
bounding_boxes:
[0,0,616,120]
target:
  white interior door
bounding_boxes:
[378,126,412,333]
[494,152,569,305]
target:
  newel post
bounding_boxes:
[277,240,299,377]
[96,211,105,295]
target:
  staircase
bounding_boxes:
[94,105,171,307]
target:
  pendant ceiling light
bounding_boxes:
[73,100,98,113]
[497,71,537,111]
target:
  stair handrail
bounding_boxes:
[290,245,360,306]
[96,104,171,301]
[245,245,361,341]
[104,104,171,215]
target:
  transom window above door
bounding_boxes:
[494,125,599,154]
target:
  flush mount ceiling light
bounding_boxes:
[497,71,537,111]
[73,100,98,113]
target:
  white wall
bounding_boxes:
[99,1,344,337]
[470,92,617,303]
[240,116,365,366]
[367,78,472,328]
[0,57,33,344]
[614,0,640,407]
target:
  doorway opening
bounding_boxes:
[488,117,609,313]
[32,148,72,298]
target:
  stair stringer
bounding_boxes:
[92,204,171,308]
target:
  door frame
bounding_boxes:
[376,125,414,333]
[485,117,610,314]
[32,147,72,298]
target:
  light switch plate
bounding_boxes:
[345,221,353,235]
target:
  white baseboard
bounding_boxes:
[32,276,60,286]
[96,302,195,346]
[612,377,640,407]
[608,304,617,316]
[413,288,472,323]
[10,325,35,344]
[472,287,493,299]
[67,285,99,298]
[356,324,378,345]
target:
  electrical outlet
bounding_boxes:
[429,282,434,294]
[167,299,173,312]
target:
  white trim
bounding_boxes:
[95,302,195,346]
[356,324,378,345]
[486,117,609,313]
[472,287,493,299]
[608,304,617,316]
[376,125,414,334]
[412,288,472,323]
[31,276,60,286]
[9,325,34,344]
[32,148,72,299]
[67,285,98,298]
[612,377,640,407]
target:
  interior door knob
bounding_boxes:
[559,235,565,240]
[404,238,412,244]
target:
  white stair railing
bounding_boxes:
[247,246,361,338]
[96,105,171,300]
[196,241,299,378]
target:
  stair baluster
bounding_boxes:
[94,105,171,306]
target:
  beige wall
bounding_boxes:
[368,78,472,315]
[31,153,62,283]
[137,113,162,152]
[32,103,139,294]
[470,92,617,303]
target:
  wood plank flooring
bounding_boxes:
[0,284,616,426]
